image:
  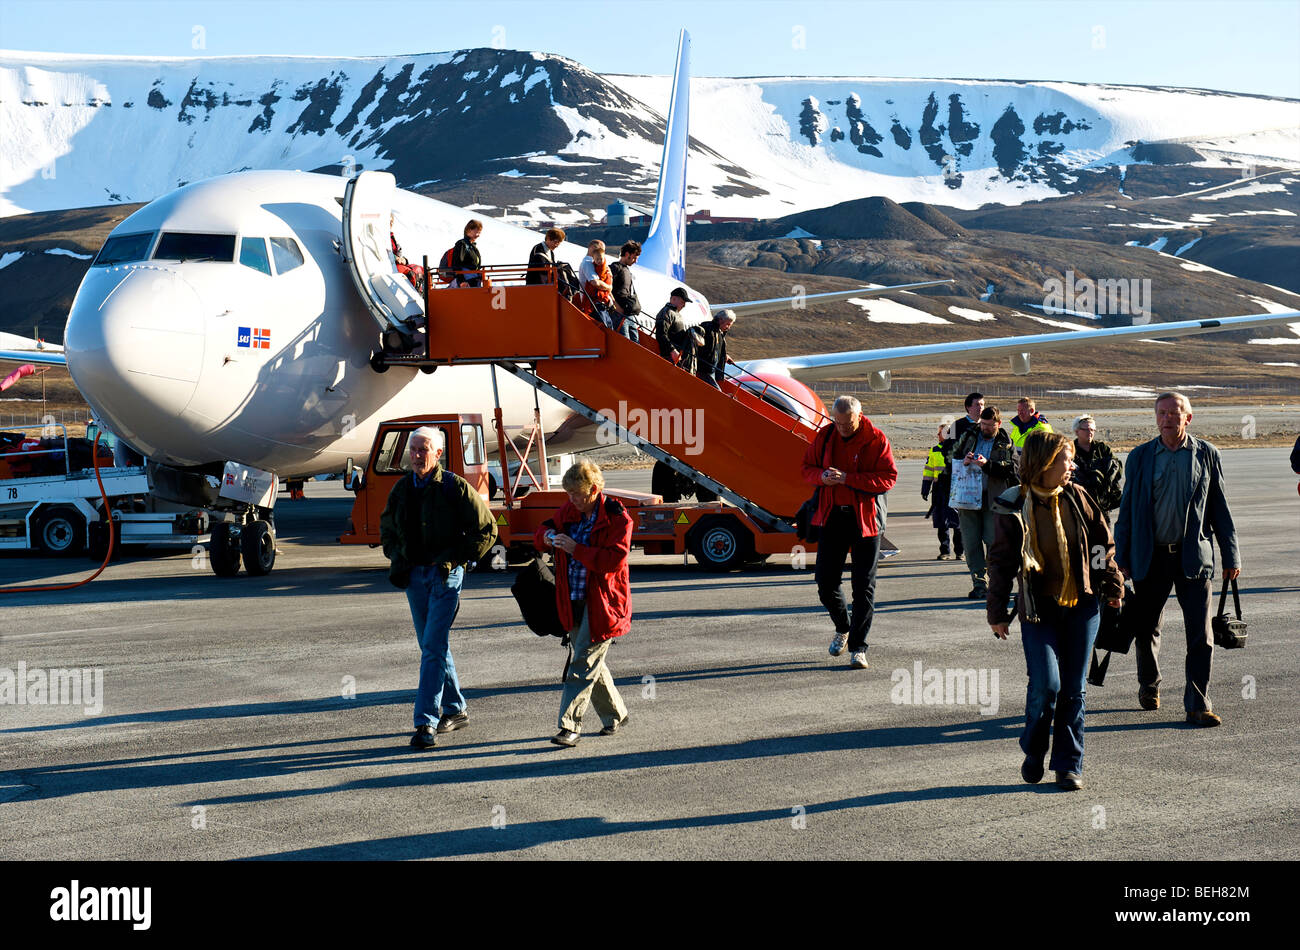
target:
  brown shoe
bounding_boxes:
[1138,687,1160,711]
[1186,710,1222,727]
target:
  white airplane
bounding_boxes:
[4,30,1298,577]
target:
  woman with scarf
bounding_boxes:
[987,430,1123,791]
[534,460,633,747]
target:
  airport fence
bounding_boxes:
[867,380,1300,399]
[1,408,83,429]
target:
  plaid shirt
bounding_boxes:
[565,508,598,602]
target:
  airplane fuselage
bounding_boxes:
[63,170,713,477]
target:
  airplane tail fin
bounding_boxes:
[638,29,690,282]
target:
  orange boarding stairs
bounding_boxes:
[385,264,830,530]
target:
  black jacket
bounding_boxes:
[1071,438,1123,512]
[695,319,729,382]
[379,465,498,588]
[451,238,482,284]
[526,242,555,286]
[609,261,640,316]
[654,303,697,375]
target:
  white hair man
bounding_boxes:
[695,309,736,389]
[800,395,899,669]
[379,425,498,749]
[1114,391,1240,727]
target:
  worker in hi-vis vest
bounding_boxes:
[1010,397,1053,451]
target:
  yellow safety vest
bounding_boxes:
[1010,417,1053,449]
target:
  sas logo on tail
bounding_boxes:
[237,327,271,349]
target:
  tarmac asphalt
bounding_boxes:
[1,447,1296,861]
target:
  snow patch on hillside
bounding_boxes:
[845,298,951,324]
[948,306,996,321]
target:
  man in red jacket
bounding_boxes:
[801,395,899,669]
[535,460,633,747]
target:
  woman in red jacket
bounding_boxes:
[535,460,633,747]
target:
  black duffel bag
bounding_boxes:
[510,556,567,638]
[1212,577,1248,649]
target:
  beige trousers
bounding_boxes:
[558,604,628,732]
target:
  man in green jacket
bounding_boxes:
[380,427,497,749]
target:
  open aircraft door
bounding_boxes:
[341,170,425,336]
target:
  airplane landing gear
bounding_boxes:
[240,519,276,575]
[209,522,242,577]
[208,510,276,577]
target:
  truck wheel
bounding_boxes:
[34,506,85,556]
[209,522,242,577]
[240,520,276,576]
[688,515,754,571]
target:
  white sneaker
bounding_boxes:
[849,651,869,669]
[829,631,849,657]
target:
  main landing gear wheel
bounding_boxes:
[209,522,242,577]
[34,506,85,556]
[240,520,276,576]
[688,515,755,572]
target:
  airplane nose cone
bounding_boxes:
[66,265,207,461]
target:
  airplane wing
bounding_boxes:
[711,280,953,317]
[738,311,1300,385]
[1,349,66,367]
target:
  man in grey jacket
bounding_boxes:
[1114,392,1240,727]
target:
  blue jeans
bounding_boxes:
[1019,596,1100,774]
[405,564,465,728]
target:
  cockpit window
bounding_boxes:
[153,232,236,262]
[93,231,156,266]
[239,237,271,275]
[270,236,304,274]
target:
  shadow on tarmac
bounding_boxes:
[244,782,1032,860]
[10,711,1025,808]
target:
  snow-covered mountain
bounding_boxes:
[2,48,1298,220]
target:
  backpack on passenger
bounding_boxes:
[436,247,456,285]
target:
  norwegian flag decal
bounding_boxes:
[253,328,271,349]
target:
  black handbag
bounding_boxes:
[795,489,820,542]
[1212,577,1248,649]
[1094,583,1138,655]
[794,428,832,543]
[1088,583,1137,687]
[510,557,567,638]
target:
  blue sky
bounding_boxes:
[1,0,1297,97]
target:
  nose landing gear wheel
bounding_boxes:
[209,522,242,577]
[240,520,276,576]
